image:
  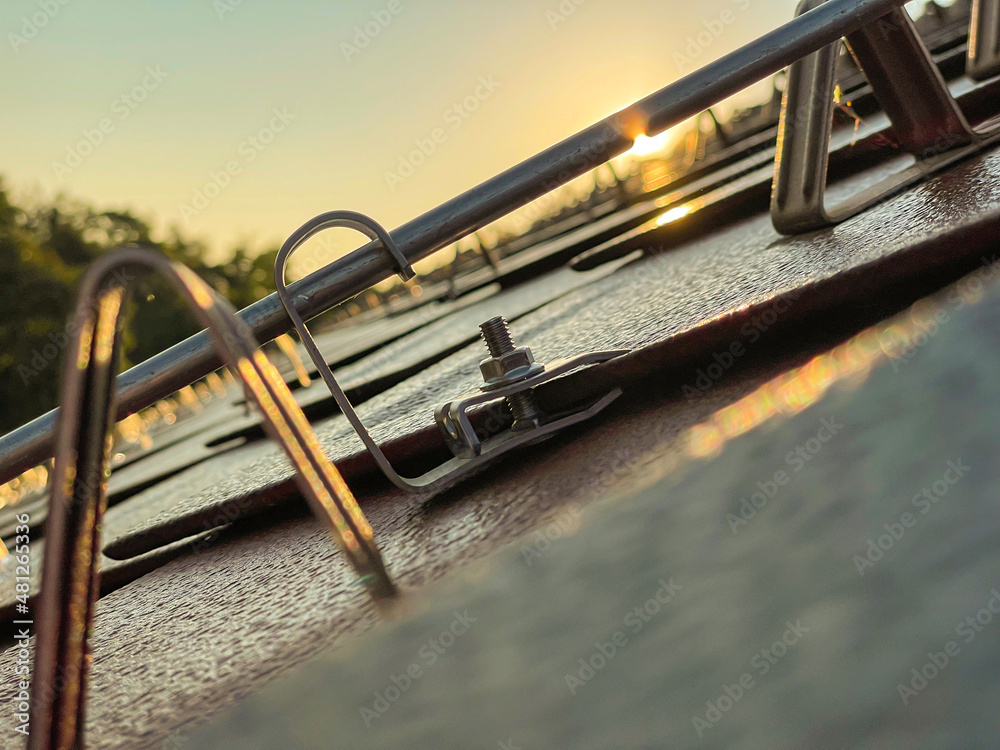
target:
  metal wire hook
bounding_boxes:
[29,247,394,750]
[274,211,438,494]
[275,211,626,494]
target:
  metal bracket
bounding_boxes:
[969,0,1000,81]
[275,212,625,495]
[435,351,625,461]
[771,0,1000,235]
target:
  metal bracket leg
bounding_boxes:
[969,0,1000,81]
[771,0,997,235]
[844,7,973,154]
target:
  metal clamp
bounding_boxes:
[771,0,1000,234]
[435,350,625,462]
[29,248,394,750]
[969,0,1000,80]
[275,215,625,493]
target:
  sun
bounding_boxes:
[629,131,672,157]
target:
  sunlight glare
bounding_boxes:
[629,131,672,157]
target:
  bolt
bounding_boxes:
[506,390,542,430]
[478,316,543,431]
[480,316,516,358]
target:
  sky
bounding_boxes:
[2,0,940,266]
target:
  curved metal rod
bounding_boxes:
[274,212,427,493]
[29,247,394,750]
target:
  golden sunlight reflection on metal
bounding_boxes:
[684,294,963,460]
[94,289,124,366]
[656,204,694,226]
[75,324,93,371]
[274,333,312,388]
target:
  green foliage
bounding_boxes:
[0,177,278,434]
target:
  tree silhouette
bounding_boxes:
[0,177,280,433]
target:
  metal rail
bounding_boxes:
[0,0,906,483]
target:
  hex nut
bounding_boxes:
[479,347,534,383]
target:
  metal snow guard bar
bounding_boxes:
[0,0,919,482]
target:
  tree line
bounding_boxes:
[0,178,279,434]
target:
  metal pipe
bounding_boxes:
[0,0,906,483]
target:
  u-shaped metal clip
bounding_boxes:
[275,211,626,494]
[29,247,394,750]
[274,211,439,493]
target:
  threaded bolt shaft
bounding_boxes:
[478,316,542,430]
[507,389,542,428]
[480,316,515,358]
